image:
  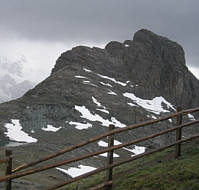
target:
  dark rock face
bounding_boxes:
[106,29,199,107]
[0,29,199,189]
[1,28,199,146]
[0,28,198,145]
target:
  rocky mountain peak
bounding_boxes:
[22,29,199,111]
[0,30,199,189]
[133,29,186,66]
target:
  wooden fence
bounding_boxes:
[0,150,12,190]
[0,107,199,190]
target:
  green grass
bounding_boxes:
[1,140,199,189]
[60,140,199,190]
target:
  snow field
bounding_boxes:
[124,93,175,115]
[98,140,145,157]
[69,121,92,130]
[74,105,126,128]
[42,125,62,132]
[4,119,37,143]
[57,165,96,178]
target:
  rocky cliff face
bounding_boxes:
[0,29,199,189]
[106,29,199,107]
[52,29,199,108]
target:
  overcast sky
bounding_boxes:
[0,0,199,82]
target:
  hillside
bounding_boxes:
[0,29,199,189]
[1,135,198,189]
[63,140,199,190]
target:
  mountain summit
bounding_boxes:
[1,28,199,145]
[0,29,199,188]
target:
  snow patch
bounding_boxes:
[127,102,137,107]
[168,119,172,123]
[188,113,195,120]
[97,74,127,86]
[69,121,92,130]
[125,145,146,156]
[98,141,108,147]
[75,75,87,79]
[42,125,61,132]
[100,82,113,87]
[123,93,175,114]
[4,119,37,143]
[98,140,145,156]
[83,68,92,73]
[75,105,110,126]
[99,152,119,158]
[57,165,96,178]
[111,117,126,128]
[82,80,97,87]
[151,115,157,119]
[96,108,109,114]
[92,97,109,114]
[75,105,126,128]
[107,89,117,95]
[82,80,90,83]
[92,97,102,107]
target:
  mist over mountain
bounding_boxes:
[0,29,199,189]
[0,57,35,103]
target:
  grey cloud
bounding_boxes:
[0,0,199,67]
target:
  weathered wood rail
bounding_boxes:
[0,150,13,190]
[0,107,199,190]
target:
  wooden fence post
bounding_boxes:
[105,124,115,190]
[134,110,136,124]
[5,150,12,190]
[175,107,182,158]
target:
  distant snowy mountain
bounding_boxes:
[0,57,35,102]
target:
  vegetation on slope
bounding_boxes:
[0,139,199,189]
[63,139,199,190]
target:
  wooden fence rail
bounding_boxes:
[175,107,183,158]
[12,108,189,173]
[45,134,199,190]
[0,150,13,190]
[0,158,9,164]
[5,150,12,190]
[0,107,199,190]
[106,124,115,190]
[1,119,198,184]
[12,113,177,173]
[12,107,199,174]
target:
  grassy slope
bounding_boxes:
[0,139,199,189]
[63,139,199,190]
